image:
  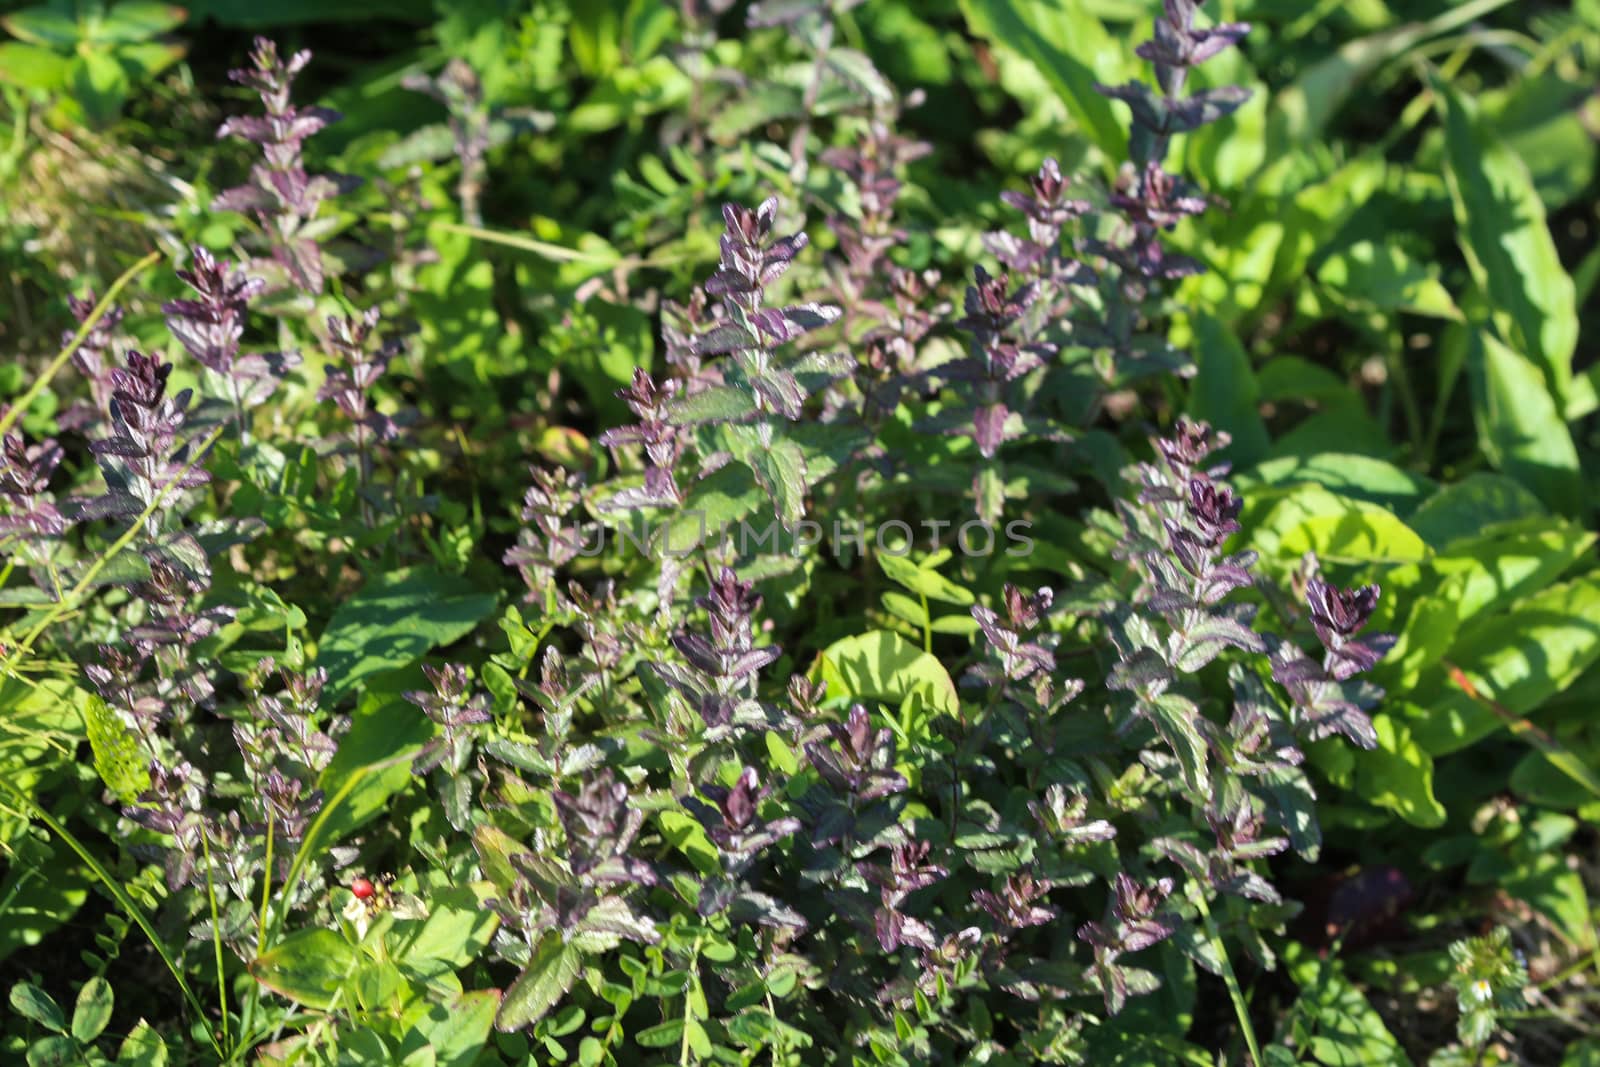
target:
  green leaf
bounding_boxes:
[1286,946,1412,1067]
[877,551,974,606]
[635,1019,685,1048]
[1355,713,1445,828]
[70,977,112,1043]
[413,989,501,1067]
[1145,693,1209,796]
[1237,454,1435,514]
[90,2,186,43]
[1187,313,1268,467]
[83,694,150,805]
[1412,576,1600,754]
[812,631,960,719]
[25,1036,76,1067]
[496,931,583,1032]
[731,428,809,525]
[115,1020,168,1067]
[958,0,1129,162]
[668,384,756,427]
[658,810,720,877]
[317,566,496,704]
[69,49,130,125]
[1464,329,1583,517]
[249,928,359,1009]
[1250,484,1428,564]
[1407,473,1548,548]
[9,982,65,1033]
[1435,77,1578,411]
[0,42,69,89]
[1,6,81,47]
[316,686,434,840]
[1316,241,1460,319]
[400,885,500,969]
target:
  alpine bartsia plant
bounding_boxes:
[216,38,348,294]
[162,246,297,433]
[1269,574,1394,749]
[669,197,851,524]
[59,293,125,432]
[406,662,491,830]
[1079,0,1251,385]
[651,566,783,744]
[1109,417,1265,794]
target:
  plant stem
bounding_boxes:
[0,778,224,1061]
[1189,882,1263,1067]
[0,249,163,440]
[198,825,234,1056]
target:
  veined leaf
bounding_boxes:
[1436,78,1578,412]
[1464,329,1583,517]
[82,695,150,805]
[496,931,583,1031]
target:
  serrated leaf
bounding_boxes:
[667,384,756,427]
[496,931,582,1031]
[1144,693,1209,795]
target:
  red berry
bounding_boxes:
[351,877,375,900]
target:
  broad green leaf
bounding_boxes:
[0,42,69,89]
[9,982,65,1033]
[1,6,80,47]
[90,2,186,43]
[249,928,359,1009]
[959,0,1130,162]
[496,931,582,1031]
[1238,454,1434,514]
[400,885,500,968]
[1436,78,1578,410]
[1406,473,1547,548]
[1187,313,1268,467]
[811,631,960,718]
[877,552,974,606]
[1250,484,1428,564]
[1412,577,1600,754]
[70,977,112,1043]
[115,1020,168,1067]
[657,810,720,876]
[25,1036,75,1067]
[414,990,501,1067]
[1316,241,1460,319]
[1355,713,1445,828]
[316,686,434,840]
[70,49,129,125]
[1286,947,1412,1067]
[83,694,150,805]
[317,566,496,704]
[1464,330,1582,516]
